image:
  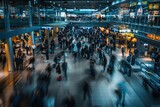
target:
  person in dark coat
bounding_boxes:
[131,54,135,65]
[46,63,52,77]
[30,57,35,69]
[82,79,92,106]
[102,55,107,72]
[19,57,23,70]
[62,94,76,107]
[62,60,68,80]
[121,46,125,57]
[2,54,6,70]
[9,91,21,107]
[25,45,30,55]
[15,56,20,70]
[56,63,61,75]
[45,47,49,60]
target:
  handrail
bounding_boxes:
[139,62,154,72]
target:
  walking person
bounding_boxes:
[56,63,62,81]
[102,55,107,72]
[30,56,35,69]
[62,94,76,107]
[25,45,30,55]
[82,79,92,106]
[2,54,6,70]
[151,51,156,61]
[19,57,23,70]
[115,81,127,107]
[121,46,125,57]
[46,63,52,77]
[62,60,68,80]
[134,48,139,58]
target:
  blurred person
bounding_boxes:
[15,56,20,70]
[120,59,132,77]
[19,56,23,70]
[106,43,109,54]
[32,90,44,107]
[46,63,52,77]
[107,55,116,81]
[30,56,35,69]
[109,45,113,55]
[90,57,96,79]
[43,94,55,107]
[115,81,127,107]
[82,79,92,106]
[45,46,49,60]
[127,54,132,63]
[9,91,21,107]
[50,39,55,54]
[41,53,45,63]
[62,60,68,80]
[131,54,136,65]
[62,94,76,107]
[27,70,34,84]
[121,46,125,57]
[102,55,107,72]
[97,47,103,64]
[56,63,62,81]
[134,48,139,58]
[151,51,156,61]
[25,45,30,55]
[2,54,6,70]
[154,52,160,71]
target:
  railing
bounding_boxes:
[106,15,160,27]
[139,62,160,74]
[0,17,64,30]
[139,62,154,72]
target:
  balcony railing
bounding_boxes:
[106,15,160,27]
[0,16,65,31]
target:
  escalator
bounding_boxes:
[139,62,160,98]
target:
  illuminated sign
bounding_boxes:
[41,27,53,30]
[148,3,160,10]
[119,29,131,33]
[147,34,160,41]
[130,2,137,7]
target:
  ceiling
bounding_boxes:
[9,0,113,10]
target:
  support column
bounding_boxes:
[38,5,42,43]
[47,29,50,51]
[28,1,35,45]
[47,29,50,60]
[4,0,14,71]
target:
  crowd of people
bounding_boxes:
[12,26,122,107]
[7,25,160,107]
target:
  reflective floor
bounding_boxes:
[0,46,160,107]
